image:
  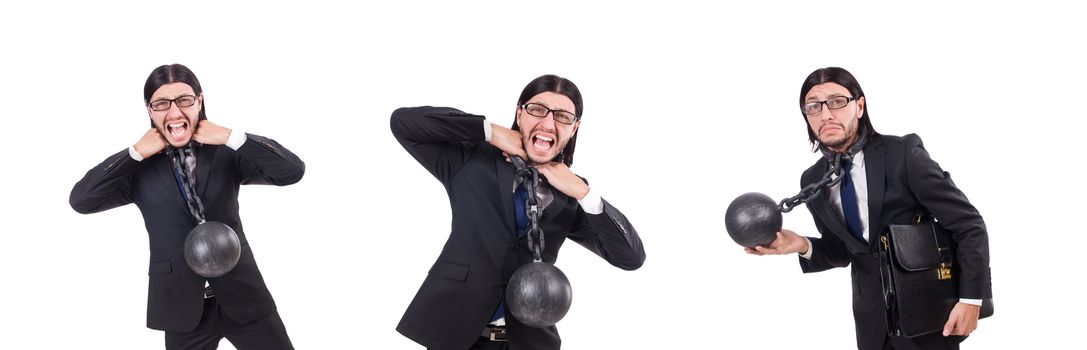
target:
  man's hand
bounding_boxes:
[134,128,167,159]
[744,230,809,256]
[489,124,527,161]
[943,302,980,336]
[536,162,589,200]
[193,120,232,145]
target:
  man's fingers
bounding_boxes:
[535,163,553,174]
[753,245,776,254]
[775,231,791,246]
[942,316,956,337]
[951,320,968,336]
[953,317,976,336]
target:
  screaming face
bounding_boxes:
[147,82,202,147]
[516,92,579,165]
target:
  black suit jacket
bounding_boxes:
[391,106,646,350]
[70,134,305,331]
[798,134,992,350]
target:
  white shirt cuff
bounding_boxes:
[959,298,983,306]
[799,236,814,260]
[578,188,604,215]
[128,145,145,161]
[483,119,492,142]
[226,130,247,150]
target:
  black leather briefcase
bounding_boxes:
[878,217,993,338]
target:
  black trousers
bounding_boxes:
[164,297,293,350]
[882,333,966,350]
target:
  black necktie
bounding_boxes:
[840,159,864,241]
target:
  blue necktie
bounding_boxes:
[492,184,531,322]
[513,184,529,237]
[840,159,865,241]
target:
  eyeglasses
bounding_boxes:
[149,95,198,111]
[802,96,856,115]
[521,103,578,125]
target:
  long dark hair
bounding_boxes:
[799,67,877,151]
[143,64,206,126]
[511,74,583,166]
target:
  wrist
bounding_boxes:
[216,127,232,144]
[129,145,146,161]
[134,143,154,159]
[798,236,813,259]
[576,184,590,200]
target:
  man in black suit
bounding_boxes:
[70,64,304,350]
[747,67,992,350]
[391,74,646,350]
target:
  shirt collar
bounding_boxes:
[851,150,865,169]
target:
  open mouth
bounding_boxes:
[531,134,555,151]
[166,120,189,138]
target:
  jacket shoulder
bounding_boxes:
[870,133,921,151]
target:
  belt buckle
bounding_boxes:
[486,326,507,342]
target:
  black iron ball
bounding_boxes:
[724,192,783,248]
[183,221,242,278]
[506,261,573,328]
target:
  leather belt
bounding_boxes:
[481,325,507,342]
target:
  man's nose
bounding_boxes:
[539,111,559,128]
[165,102,184,117]
[817,105,835,121]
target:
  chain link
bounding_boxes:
[777,152,850,213]
[171,144,207,223]
[511,156,546,262]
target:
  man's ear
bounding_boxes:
[514,107,522,129]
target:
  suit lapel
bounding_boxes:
[814,193,870,253]
[539,186,570,226]
[195,144,216,199]
[154,153,190,214]
[808,159,869,253]
[496,156,516,237]
[864,137,886,250]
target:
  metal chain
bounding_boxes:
[170,144,207,223]
[777,152,851,213]
[778,126,872,212]
[511,156,545,262]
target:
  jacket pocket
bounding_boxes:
[148,259,172,275]
[428,260,469,282]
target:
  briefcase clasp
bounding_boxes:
[938,263,952,280]
[937,246,953,280]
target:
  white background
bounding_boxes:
[1,1,1083,349]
